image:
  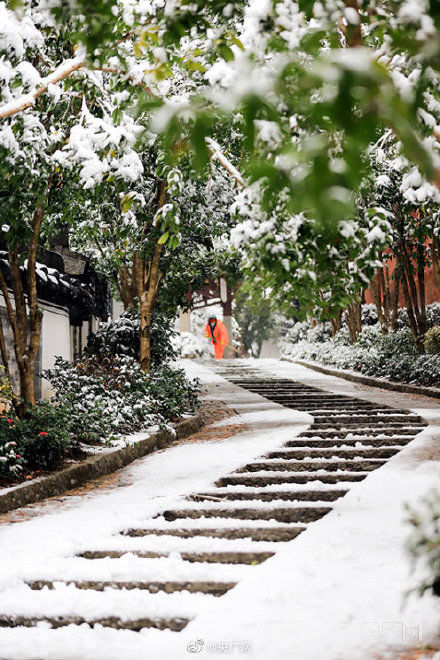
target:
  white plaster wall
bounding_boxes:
[40,304,70,398]
[112,299,124,320]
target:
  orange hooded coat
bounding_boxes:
[205,319,229,359]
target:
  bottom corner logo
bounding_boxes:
[187,639,205,653]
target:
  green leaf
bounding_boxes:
[158,231,169,245]
[121,195,134,213]
[218,44,235,62]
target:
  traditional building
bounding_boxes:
[0,231,109,398]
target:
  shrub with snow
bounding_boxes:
[361,304,379,327]
[0,416,23,479]
[425,326,440,354]
[0,366,12,405]
[87,310,178,367]
[0,401,73,476]
[406,492,440,599]
[283,323,440,387]
[44,355,199,445]
[172,331,209,358]
[427,303,440,329]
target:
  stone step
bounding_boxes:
[246,396,377,406]
[161,506,331,524]
[245,391,362,397]
[190,490,348,502]
[239,459,385,472]
[123,526,305,542]
[253,395,381,402]
[265,399,393,408]
[266,447,399,460]
[0,614,190,632]
[234,386,326,391]
[228,380,307,385]
[310,414,422,424]
[299,427,423,438]
[285,437,411,448]
[285,405,397,412]
[79,550,274,565]
[310,421,420,430]
[217,473,367,487]
[27,580,236,596]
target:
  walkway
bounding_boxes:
[0,359,439,659]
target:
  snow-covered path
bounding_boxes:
[0,359,439,659]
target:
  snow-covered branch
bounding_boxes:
[206,138,244,188]
[0,56,86,120]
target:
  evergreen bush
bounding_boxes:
[86,310,178,367]
[0,366,12,405]
[406,492,440,598]
[282,322,440,387]
[425,326,440,354]
[0,401,74,474]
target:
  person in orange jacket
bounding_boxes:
[205,315,229,359]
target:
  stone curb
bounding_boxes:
[283,358,440,400]
[0,415,204,515]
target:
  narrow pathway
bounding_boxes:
[0,362,426,643]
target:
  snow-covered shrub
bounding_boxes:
[361,304,379,326]
[406,492,440,598]
[396,307,409,329]
[425,326,440,354]
[44,355,199,444]
[0,402,73,472]
[0,415,23,478]
[172,331,208,358]
[45,356,158,443]
[355,324,382,349]
[0,440,23,478]
[285,321,309,344]
[427,303,440,329]
[148,366,199,420]
[306,322,332,343]
[87,312,139,359]
[333,327,351,346]
[282,323,440,387]
[380,328,417,358]
[87,310,178,367]
[0,366,12,405]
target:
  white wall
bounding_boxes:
[40,303,70,397]
[112,299,124,321]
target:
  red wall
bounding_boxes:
[364,255,440,307]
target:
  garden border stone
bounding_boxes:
[0,415,203,515]
[285,358,440,400]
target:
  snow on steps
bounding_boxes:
[0,366,426,639]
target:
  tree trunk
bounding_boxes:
[369,270,388,334]
[398,254,424,352]
[330,310,343,337]
[0,311,19,411]
[396,239,425,353]
[344,301,362,343]
[343,0,363,47]
[0,204,44,415]
[139,180,167,374]
[430,234,440,293]
[417,242,427,335]
[390,272,400,331]
[139,243,162,374]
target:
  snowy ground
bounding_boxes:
[0,358,438,659]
